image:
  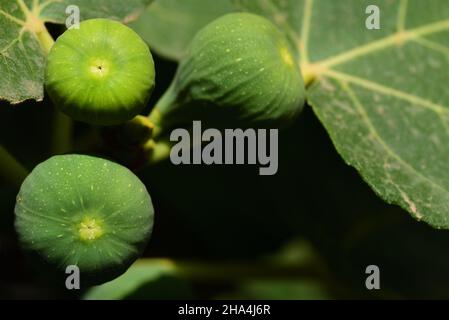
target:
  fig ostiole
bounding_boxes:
[148,12,306,137]
[45,19,155,126]
[14,154,154,285]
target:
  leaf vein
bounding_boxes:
[0,9,25,26]
[307,17,449,71]
[397,0,408,32]
[325,69,449,141]
[337,79,449,201]
[413,36,449,56]
[323,70,449,116]
[300,0,313,65]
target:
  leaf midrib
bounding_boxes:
[0,0,51,52]
[322,69,449,117]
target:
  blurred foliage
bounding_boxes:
[219,280,333,300]
[84,261,193,300]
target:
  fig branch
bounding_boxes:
[0,145,29,189]
[136,258,332,284]
[117,117,172,166]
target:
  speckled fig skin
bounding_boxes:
[45,19,155,126]
[150,12,305,131]
[14,154,154,285]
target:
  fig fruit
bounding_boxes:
[15,154,154,285]
[45,19,155,126]
[149,12,305,133]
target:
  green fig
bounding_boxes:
[149,12,305,134]
[15,154,154,285]
[45,19,155,126]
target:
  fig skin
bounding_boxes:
[150,12,305,132]
[14,154,154,285]
[45,19,155,126]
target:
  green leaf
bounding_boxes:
[0,0,45,104]
[237,0,449,228]
[0,0,152,104]
[221,279,333,300]
[83,260,193,300]
[130,0,235,61]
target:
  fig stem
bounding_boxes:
[148,108,163,139]
[51,111,73,155]
[0,145,28,189]
[147,83,178,140]
[36,26,55,54]
[300,62,326,87]
[143,85,179,164]
[120,116,154,146]
[144,139,172,165]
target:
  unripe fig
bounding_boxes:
[15,154,154,285]
[45,19,155,126]
[150,13,305,133]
